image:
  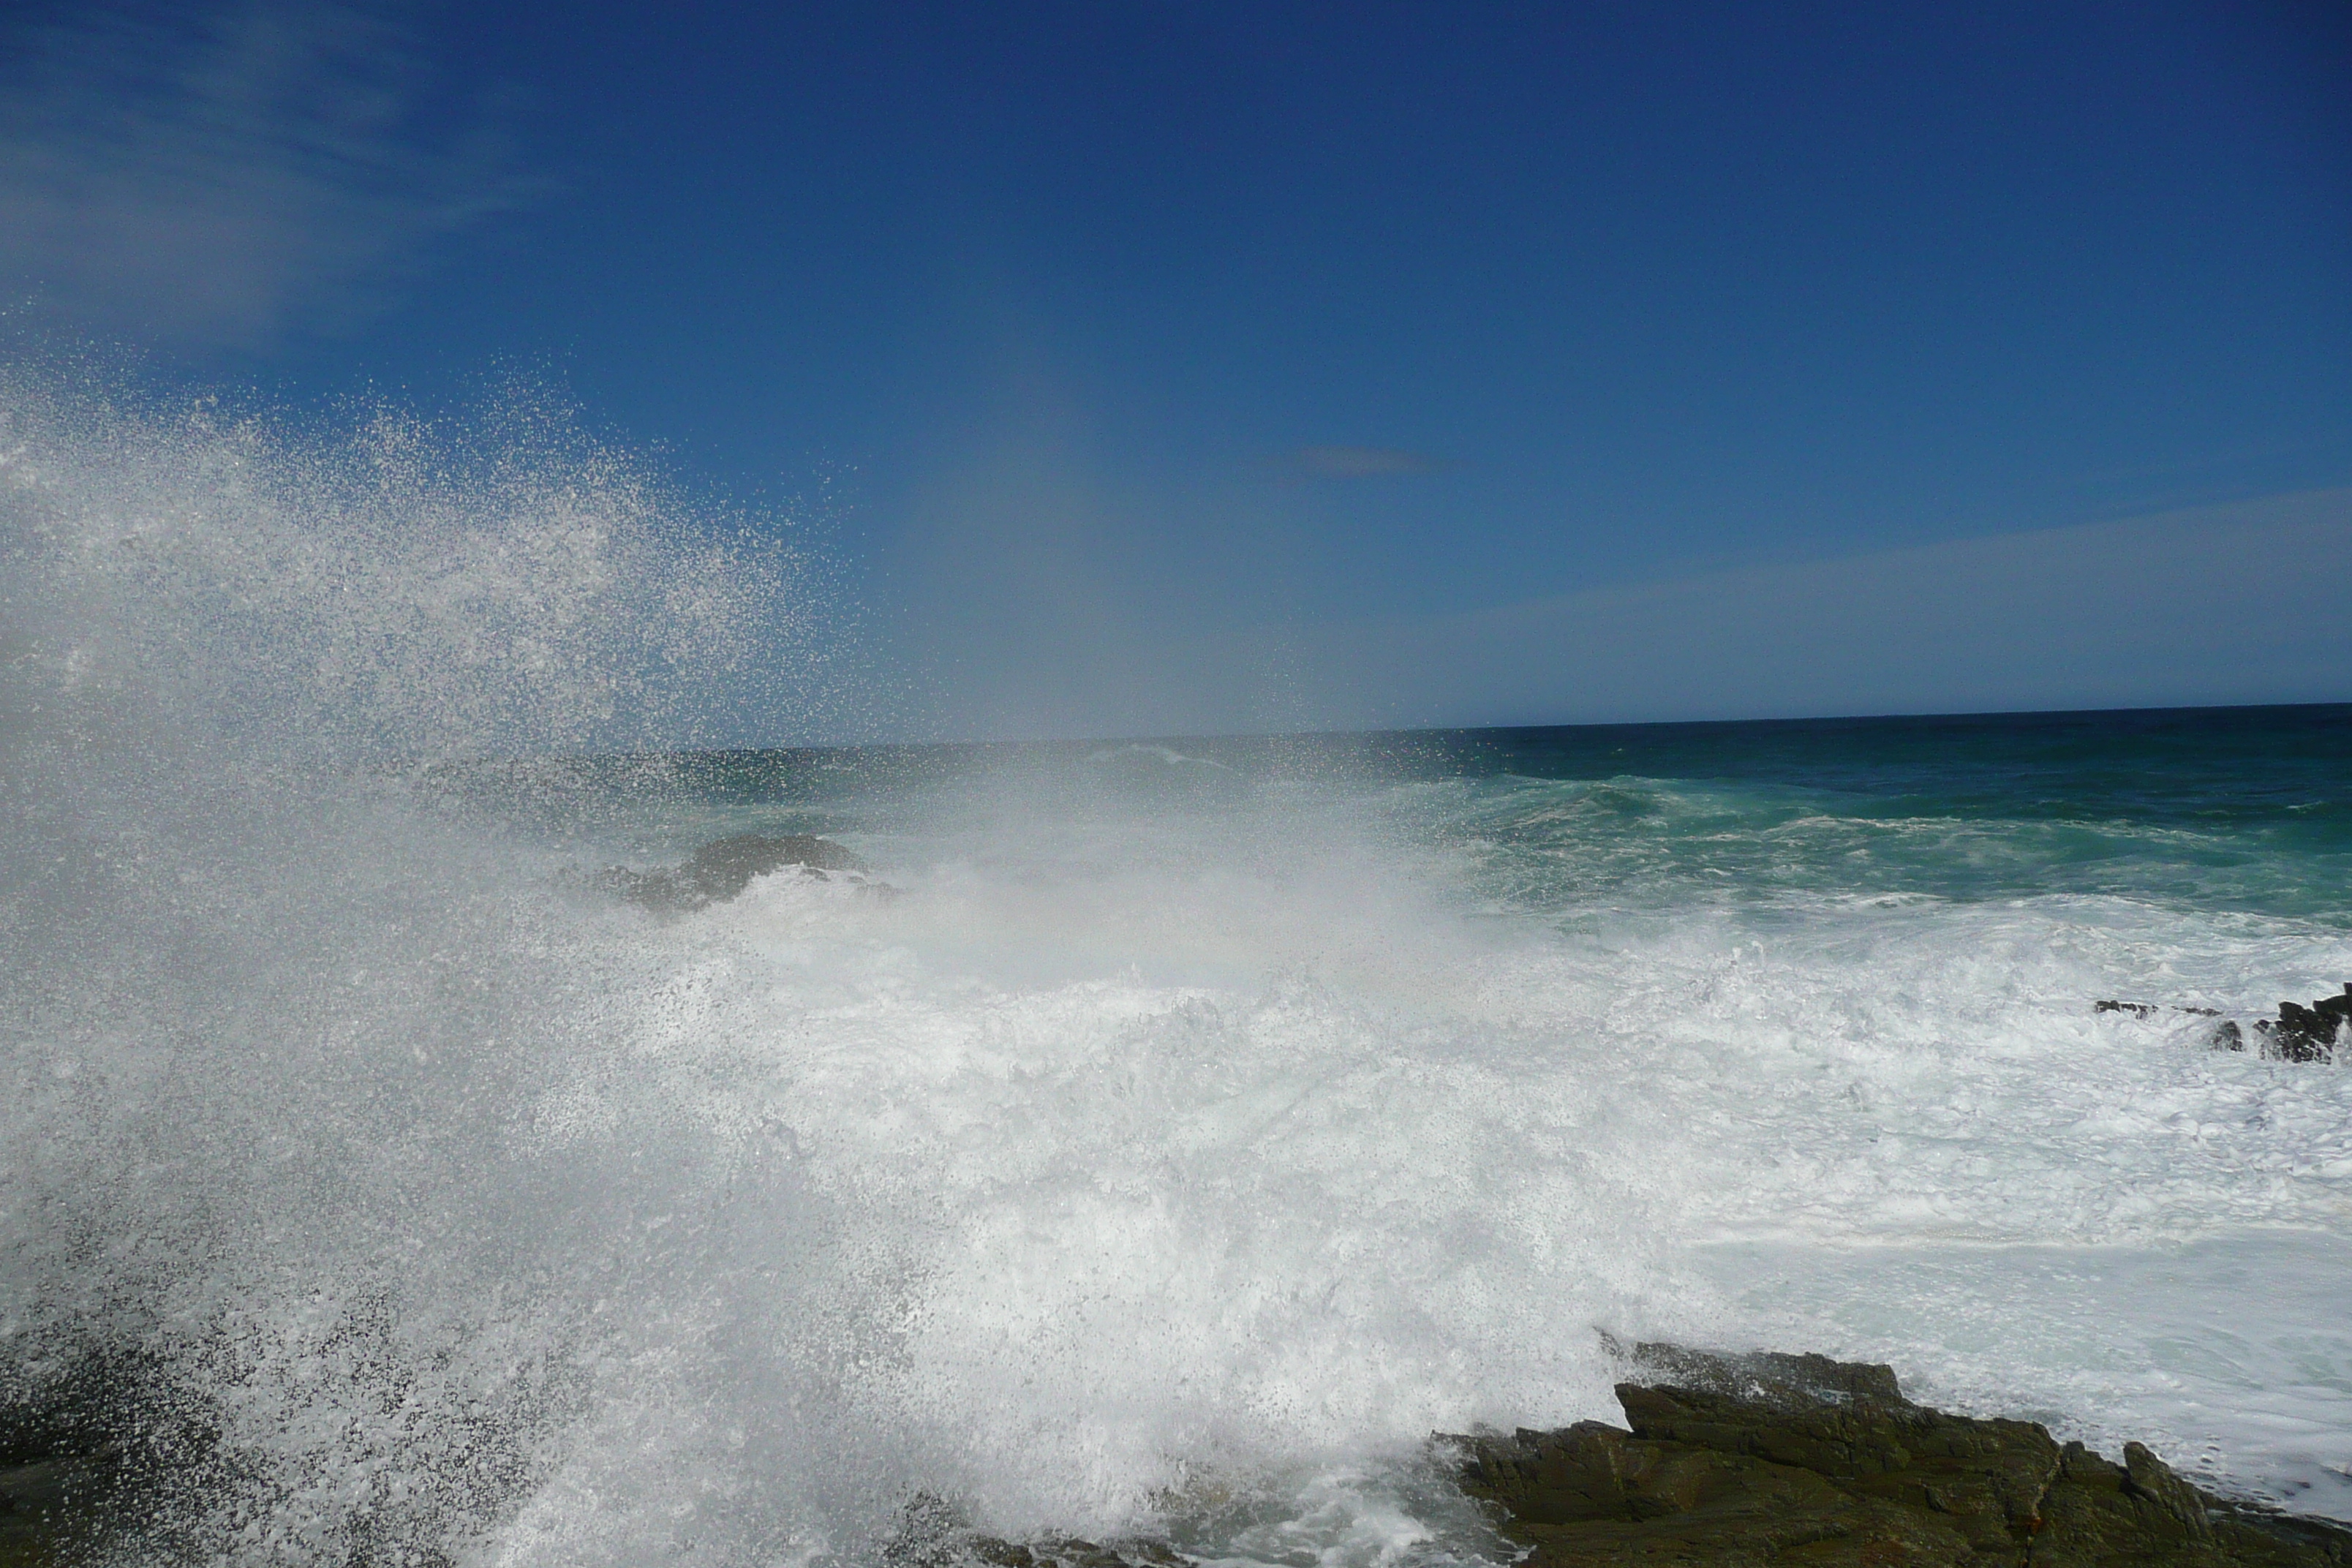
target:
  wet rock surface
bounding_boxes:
[1449,1343,2352,1566]
[881,1493,1191,1568]
[0,1352,169,1568]
[0,1452,120,1568]
[2261,986,2352,1063]
[2096,987,2348,1063]
[10,1338,2352,1564]
[598,832,890,911]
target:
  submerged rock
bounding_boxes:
[881,1493,1191,1568]
[0,1351,180,1568]
[0,1450,123,1567]
[1448,1341,2352,1566]
[599,832,889,911]
[2095,999,2223,1026]
[2096,990,2345,1063]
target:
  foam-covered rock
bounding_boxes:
[600,832,877,911]
[2096,989,2346,1063]
[2261,986,2351,1063]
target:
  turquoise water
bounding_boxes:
[576,703,2352,932]
[1439,707,2352,921]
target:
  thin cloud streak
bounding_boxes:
[1321,487,2352,728]
[0,0,529,347]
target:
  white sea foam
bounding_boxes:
[2,363,2347,1565]
[553,810,2352,1549]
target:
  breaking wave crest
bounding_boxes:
[2,358,2348,1564]
[0,361,870,1563]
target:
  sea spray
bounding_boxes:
[4,357,2350,1564]
[0,363,1676,1564]
[0,360,886,1562]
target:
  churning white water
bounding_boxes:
[1,365,2348,1565]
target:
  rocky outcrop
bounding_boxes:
[2096,987,2349,1062]
[599,832,888,911]
[2261,987,2352,1063]
[13,1340,2349,1565]
[876,1342,2352,1567]
[1449,1342,2352,1566]
[881,1493,1188,1568]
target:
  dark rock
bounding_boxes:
[0,1451,124,1565]
[600,833,882,912]
[2265,987,2350,1062]
[2095,1000,2222,1022]
[2096,1000,2223,1022]
[12,1335,2351,1566]
[1448,1341,2352,1566]
[881,1493,1191,1568]
[0,1349,190,1567]
[2097,990,2349,1063]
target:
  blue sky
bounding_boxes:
[3,0,2348,739]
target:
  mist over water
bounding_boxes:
[3,363,2349,1564]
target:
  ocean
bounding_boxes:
[3,377,2348,1565]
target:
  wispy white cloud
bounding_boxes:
[1319,488,2352,727]
[0,0,528,347]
